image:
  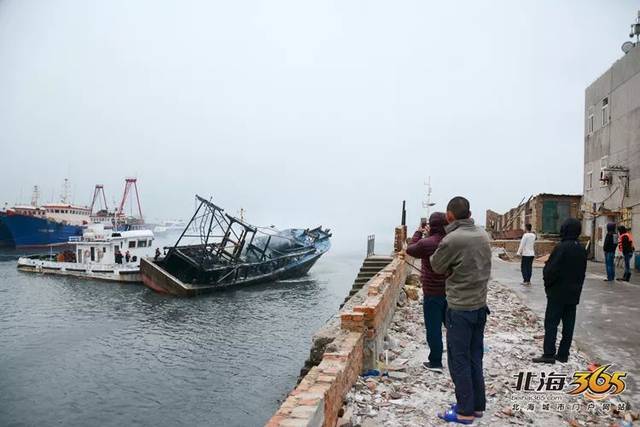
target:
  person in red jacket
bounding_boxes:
[406,212,448,372]
[617,225,634,282]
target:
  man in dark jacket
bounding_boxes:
[533,218,587,364]
[406,212,447,372]
[617,225,634,282]
[603,222,617,282]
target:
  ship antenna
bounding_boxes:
[31,186,40,207]
[422,176,436,218]
[60,178,71,204]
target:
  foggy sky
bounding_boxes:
[0,1,636,253]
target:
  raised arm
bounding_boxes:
[430,238,456,275]
[407,231,438,260]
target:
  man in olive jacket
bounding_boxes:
[430,197,492,424]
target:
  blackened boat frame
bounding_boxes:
[160,195,331,288]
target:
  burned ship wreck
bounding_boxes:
[140,196,331,296]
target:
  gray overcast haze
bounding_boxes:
[0,0,637,253]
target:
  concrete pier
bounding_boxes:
[267,225,640,426]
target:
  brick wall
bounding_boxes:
[490,239,558,256]
[266,246,408,427]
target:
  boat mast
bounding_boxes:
[60,179,71,204]
[31,186,40,207]
[422,176,435,218]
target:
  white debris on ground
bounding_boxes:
[339,276,637,427]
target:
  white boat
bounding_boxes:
[17,224,155,283]
[152,219,186,235]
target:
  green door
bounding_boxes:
[557,202,571,230]
[542,201,559,233]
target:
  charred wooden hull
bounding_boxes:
[141,247,326,296]
[140,196,332,296]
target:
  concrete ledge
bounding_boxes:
[266,250,408,427]
[490,239,558,256]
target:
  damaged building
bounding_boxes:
[581,33,640,261]
[486,193,582,239]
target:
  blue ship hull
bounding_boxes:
[0,213,13,247]
[0,213,83,248]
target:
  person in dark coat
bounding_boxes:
[602,222,617,282]
[114,248,123,264]
[617,225,634,282]
[406,212,448,372]
[533,218,587,364]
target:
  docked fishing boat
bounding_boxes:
[17,224,155,283]
[140,196,331,296]
[1,178,148,248]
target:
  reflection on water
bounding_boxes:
[0,242,362,427]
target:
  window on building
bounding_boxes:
[600,156,609,187]
[588,114,594,133]
[586,171,593,190]
[138,240,147,247]
[602,98,609,125]
[128,241,136,248]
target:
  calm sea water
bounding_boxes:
[0,237,362,427]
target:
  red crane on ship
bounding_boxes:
[89,185,109,215]
[116,178,143,222]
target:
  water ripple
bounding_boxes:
[0,249,361,427]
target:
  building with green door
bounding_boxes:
[486,193,582,239]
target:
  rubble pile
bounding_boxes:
[339,279,635,426]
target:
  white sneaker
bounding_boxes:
[422,362,443,373]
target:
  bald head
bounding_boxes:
[446,196,471,220]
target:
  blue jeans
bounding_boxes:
[604,251,615,280]
[521,256,534,282]
[624,252,633,277]
[446,307,489,416]
[423,295,447,367]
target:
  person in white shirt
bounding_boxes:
[517,223,536,285]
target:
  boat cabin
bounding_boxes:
[71,227,154,265]
[42,203,91,225]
